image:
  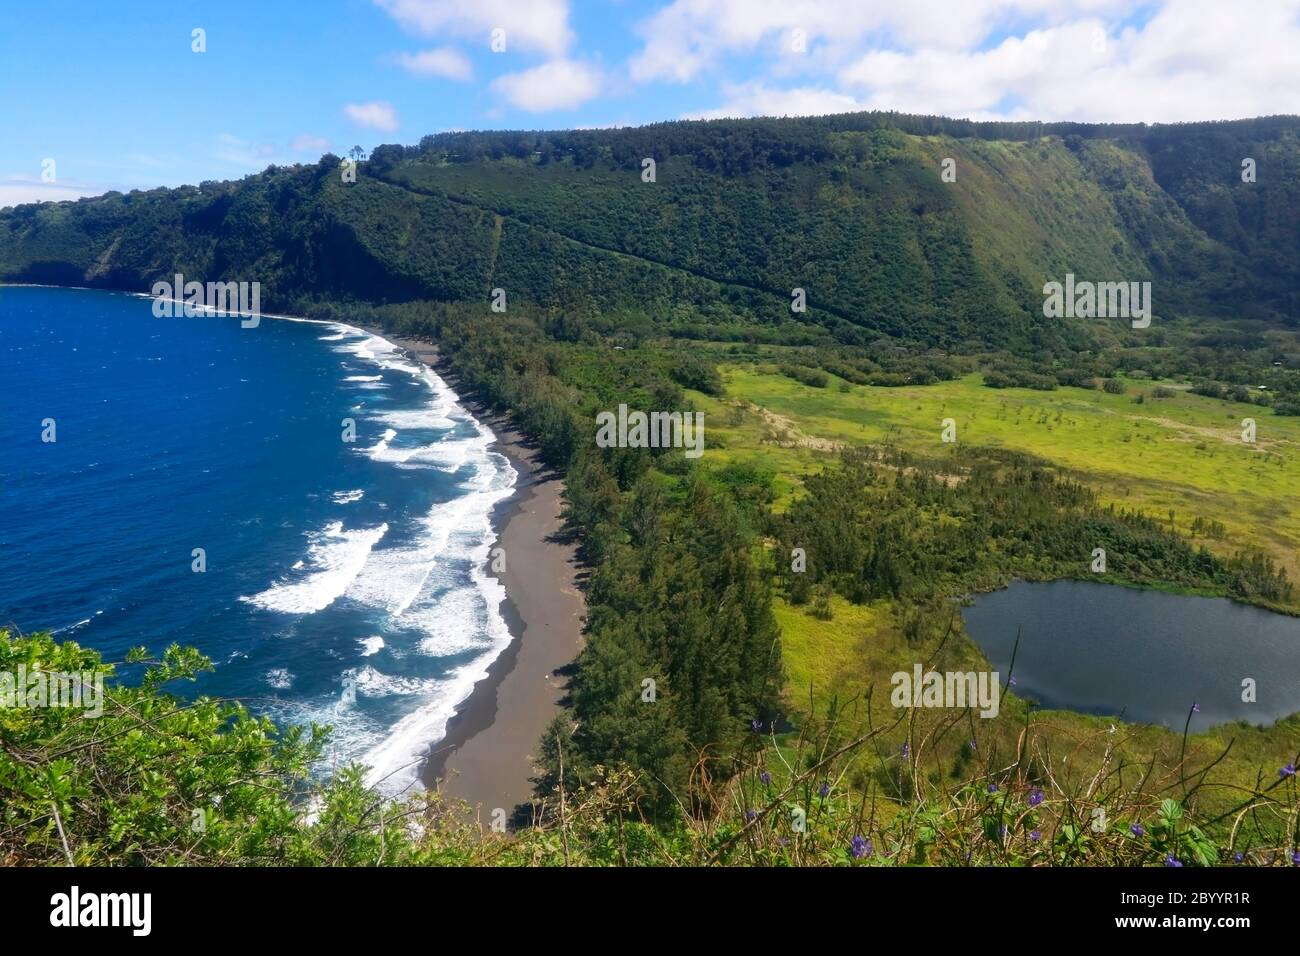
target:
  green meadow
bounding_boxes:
[694,368,1300,588]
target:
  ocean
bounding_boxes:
[0,285,516,795]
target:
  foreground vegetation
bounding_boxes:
[3,631,1295,866]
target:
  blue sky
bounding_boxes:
[4,0,1299,206]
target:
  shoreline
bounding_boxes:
[378,333,587,821]
[1,286,589,808]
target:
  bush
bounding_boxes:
[668,354,723,395]
[778,364,829,388]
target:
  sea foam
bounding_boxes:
[306,322,519,794]
[241,520,389,615]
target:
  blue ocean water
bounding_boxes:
[0,285,515,793]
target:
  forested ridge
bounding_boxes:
[4,112,1299,336]
[3,111,1299,865]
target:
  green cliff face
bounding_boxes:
[4,113,1297,349]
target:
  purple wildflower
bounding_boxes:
[759,771,772,786]
[900,742,910,758]
[1029,829,1042,841]
[1292,849,1300,867]
[1130,823,1145,837]
[1234,852,1244,864]
[746,809,757,822]
[988,783,998,794]
[818,782,830,798]
[1281,763,1296,779]
[968,739,977,752]
[1165,854,1182,868]
[751,719,763,733]
[1008,675,1017,687]
[1028,788,1044,807]
[1191,702,1200,714]
[849,835,873,859]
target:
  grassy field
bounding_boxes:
[699,364,1299,831]
[693,367,1300,586]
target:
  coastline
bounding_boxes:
[380,333,587,821]
[0,283,589,812]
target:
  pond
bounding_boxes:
[961,580,1300,729]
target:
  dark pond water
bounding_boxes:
[961,580,1300,729]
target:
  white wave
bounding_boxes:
[345,454,514,619]
[358,649,505,792]
[343,542,448,621]
[405,588,492,658]
[374,403,457,432]
[363,433,482,469]
[365,428,399,460]
[271,316,521,793]
[408,440,478,470]
[331,334,424,379]
[358,503,516,791]
[241,521,389,615]
[344,372,388,390]
[350,666,437,698]
[332,489,364,504]
[266,668,294,690]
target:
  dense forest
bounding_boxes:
[3,111,1299,864]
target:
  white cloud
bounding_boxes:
[629,0,1123,84]
[491,59,601,112]
[290,134,332,153]
[375,0,573,56]
[685,82,860,120]
[396,45,474,80]
[836,2,1300,122]
[344,101,400,132]
[638,0,1300,124]
[0,178,104,210]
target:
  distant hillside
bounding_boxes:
[2,112,1297,348]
